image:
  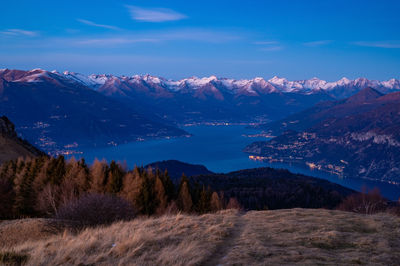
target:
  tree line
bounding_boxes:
[0,156,239,219]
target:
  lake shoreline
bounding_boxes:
[66,125,400,201]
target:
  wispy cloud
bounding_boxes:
[303,40,332,47]
[259,46,283,52]
[353,41,400,49]
[0,28,242,50]
[77,19,120,30]
[70,28,240,47]
[76,38,159,46]
[127,6,187,22]
[254,40,282,52]
[0,29,38,37]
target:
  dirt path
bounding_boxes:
[201,212,247,266]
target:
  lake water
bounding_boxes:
[73,125,400,201]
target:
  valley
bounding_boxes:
[3,68,400,155]
[1,68,400,200]
[2,2,400,264]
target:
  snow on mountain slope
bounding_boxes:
[3,68,399,99]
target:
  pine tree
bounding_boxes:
[13,160,36,216]
[89,159,108,193]
[106,161,124,194]
[137,171,157,215]
[210,192,223,212]
[154,175,168,214]
[64,157,90,194]
[226,197,241,210]
[46,156,66,185]
[161,169,175,200]
[120,167,143,208]
[197,186,211,214]
[0,171,15,219]
[178,175,193,213]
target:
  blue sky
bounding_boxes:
[0,0,399,80]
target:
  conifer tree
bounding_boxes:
[106,161,124,194]
[197,186,211,214]
[178,175,193,213]
[64,157,90,194]
[89,159,108,193]
[137,171,157,215]
[154,175,168,214]
[162,169,175,200]
[210,192,223,212]
[0,172,15,218]
[13,160,36,216]
[120,167,143,208]
[46,156,66,185]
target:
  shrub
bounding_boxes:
[54,193,135,228]
[337,188,387,215]
[0,251,28,265]
[226,197,242,210]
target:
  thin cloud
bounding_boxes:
[77,19,120,30]
[76,38,159,46]
[0,28,242,49]
[303,40,332,47]
[71,29,240,47]
[127,6,187,22]
[353,41,400,49]
[259,46,283,52]
[0,29,38,37]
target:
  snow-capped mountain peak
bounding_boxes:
[337,77,351,86]
[10,69,399,99]
[268,76,287,85]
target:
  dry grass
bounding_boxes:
[0,210,239,265]
[222,209,400,265]
[0,218,66,249]
[1,209,400,265]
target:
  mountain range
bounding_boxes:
[245,87,400,184]
[58,70,400,98]
[1,68,400,154]
[0,69,187,154]
[53,70,400,123]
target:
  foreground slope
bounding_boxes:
[0,116,44,164]
[1,209,399,265]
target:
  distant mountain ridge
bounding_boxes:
[3,68,398,101]
[35,69,400,98]
[2,68,399,154]
[6,68,400,125]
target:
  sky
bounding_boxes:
[0,0,399,80]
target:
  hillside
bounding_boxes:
[0,69,187,154]
[246,88,400,184]
[145,160,214,181]
[191,167,354,210]
[257,87,386,135]
[0,116,44,164]
[1,209,399,265]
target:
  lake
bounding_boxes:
[72,125,400,201]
